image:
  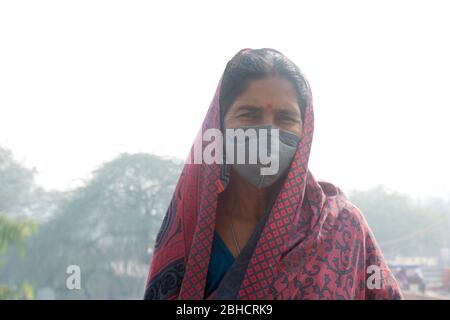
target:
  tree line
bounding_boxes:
[0,146,448,299]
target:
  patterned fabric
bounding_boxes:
[143,49,403,300]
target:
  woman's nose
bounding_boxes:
[260,111,275,126]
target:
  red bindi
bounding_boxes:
[266,103,273,110]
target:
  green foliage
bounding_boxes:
[0,146,44,299]
[0,282,34,300]
[1,152,182,299]
[0,214,37,260]
[0,213,37,299]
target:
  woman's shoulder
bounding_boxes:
[317,179,340,197]
[316,179,369,230]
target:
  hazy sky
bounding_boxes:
[1,0,449,199]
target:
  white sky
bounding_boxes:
[0,0,449,199]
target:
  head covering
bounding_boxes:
[143,48,403,300]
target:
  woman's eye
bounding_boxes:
[278,116,297,123]
[239,113,257,119]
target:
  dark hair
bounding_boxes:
[219,48,308,128]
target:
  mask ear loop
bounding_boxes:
[219,101,231,190]
[257,174,266,189]
[220,158,231,189]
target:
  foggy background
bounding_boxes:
[0,0,449,299]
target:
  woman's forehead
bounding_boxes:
[231,77,298,105]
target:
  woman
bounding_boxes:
[143,48,403,300]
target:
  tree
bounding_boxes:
[348,185,448,259]
[0,213,37,299]
[0,147,36,216]
[3,153,182,299]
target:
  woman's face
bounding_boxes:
[223,76,303,137]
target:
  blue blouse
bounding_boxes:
[205,230,235,297]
